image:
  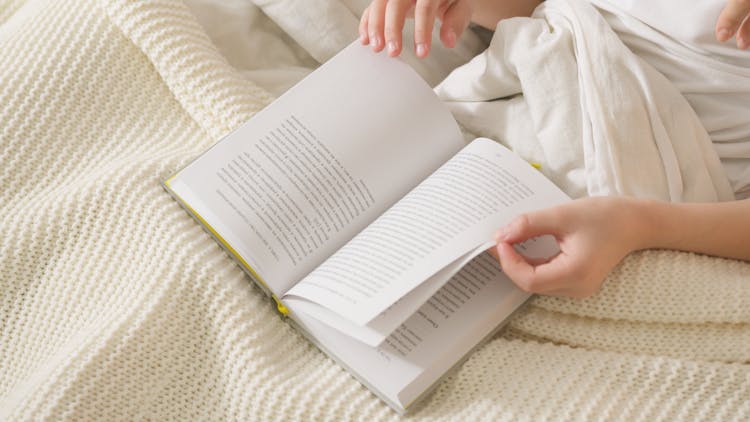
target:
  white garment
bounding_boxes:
[593,0,750,66]
[437,0,735,202]
[589,0,750,198]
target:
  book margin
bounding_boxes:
[162,175,289,316]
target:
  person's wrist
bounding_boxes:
[626,197,667,252]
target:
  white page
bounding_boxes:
[286,251,540,412]
[286,246,484,346]
[394,252,534,405]
[167,42,463,296]
[288,234,557,346]
[285,138,569,327]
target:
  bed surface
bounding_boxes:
[1,0,748,420]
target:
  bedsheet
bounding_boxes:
[1,0,749,420]
[437,0,735,201]
[437,0,747,201]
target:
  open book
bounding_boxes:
[164,42,569,414]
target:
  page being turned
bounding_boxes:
[285,252,534,410]
[285,138,569,329]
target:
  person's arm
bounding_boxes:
[359,0,542,58]
[492,197,750,298]
[637,199,750,261]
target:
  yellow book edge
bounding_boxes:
[165,174,418,412]
[163,168,527,413]
[165,176,289,316]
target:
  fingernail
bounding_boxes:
[739,37,748,50]
[360,33,368,45]
[495,226,509,242]
[717,28,732,42]
[416,43,427,58]
[387,40,397,55]
[370,34,379,48]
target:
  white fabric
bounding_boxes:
[594,0,750,66]
[254,0,491,86]
[2,0,750,420]
[189,0,750,199]
[184,0,317,97]
[188,0,490,89]
[436,0,736,202]
[590,0,750,199]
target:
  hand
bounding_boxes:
[490,197,643,298]
[359,0,475,58]
[716,0,750,49]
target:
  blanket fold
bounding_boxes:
[101,0,274,139]
[1,0,748,420]
[436,0,735,202]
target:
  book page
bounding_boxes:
[167,42,463,296]
[286,246,484,346]
[287,234,555,347]
[284,138,569,328]
[286,251,536,412]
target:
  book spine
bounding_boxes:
[162,178,289,317]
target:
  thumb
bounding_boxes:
[495,208,564,244]
[439,0,472,48]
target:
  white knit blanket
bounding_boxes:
[1,0,749,420]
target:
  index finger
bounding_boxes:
[368,0,388,52]
[716,0,750,41]
[414,0,439,58]
[384,0,412,56]
[495,208,566,244]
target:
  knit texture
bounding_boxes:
[1,0,748,420]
